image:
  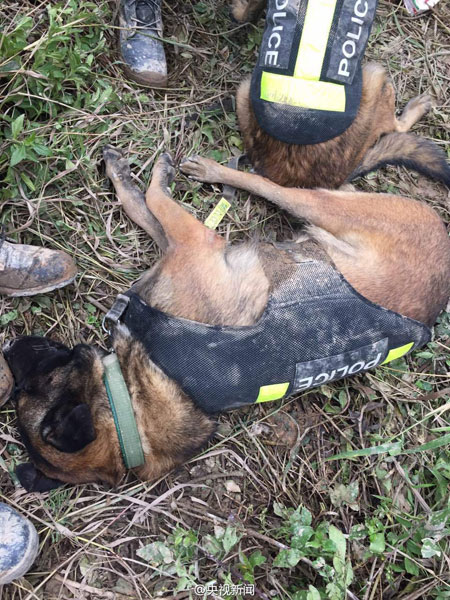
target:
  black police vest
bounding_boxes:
[119,256,431,414]
[251,0,378,145]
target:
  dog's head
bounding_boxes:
[4,336,122,492]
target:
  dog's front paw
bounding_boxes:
[180,155,221,183]
[103,145,131,183]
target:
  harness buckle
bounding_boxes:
[102,294,130,335]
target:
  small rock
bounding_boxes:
[225,480,241,493]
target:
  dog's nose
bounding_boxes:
[3,336,71,384]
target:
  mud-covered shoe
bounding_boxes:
[0,353,13,407]
[0,239,76,297]
[119,0,167,87]
[0,503,39,584]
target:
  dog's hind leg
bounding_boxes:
[103,146,168,251]
[180,155,374,237]
[145,153,225,251]
[179,155,424,238]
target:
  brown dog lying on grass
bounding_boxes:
[4,146,450,492]
[231,1,450,189]
[236,64,450,188]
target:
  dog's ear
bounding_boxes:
[41,400,96,453]
[16,463,63,492]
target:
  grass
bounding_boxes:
[0,0,449,598]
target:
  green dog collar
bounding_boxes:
[103,353,145,469]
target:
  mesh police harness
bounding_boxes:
[106,247,431,415]
[251,0,378,145]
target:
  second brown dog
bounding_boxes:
[230,1,450,188]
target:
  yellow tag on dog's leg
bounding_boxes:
[204,197,231,229]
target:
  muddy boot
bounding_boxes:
[0,239,76,297]
[0,503,39,584]
[119,0,167,87]
[0,353,13,407]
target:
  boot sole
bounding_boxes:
[121,63,168,88]
[0,509,39,584]
[0,273,76,298]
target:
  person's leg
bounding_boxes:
[0,503,39,584]
[119,0,167,87]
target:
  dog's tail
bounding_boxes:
[348,133,450,186]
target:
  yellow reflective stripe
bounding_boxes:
[256,382,289,403]
[261,72,345,112]
[381,342,414,364]
[294,0,338,80]
[204,197,231,229]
